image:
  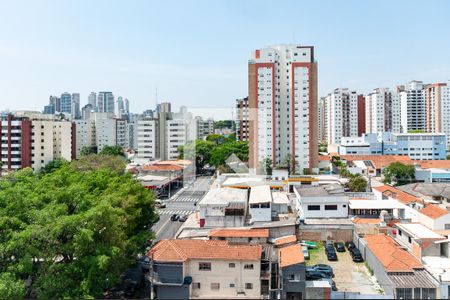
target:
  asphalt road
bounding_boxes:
[153,177,212,241]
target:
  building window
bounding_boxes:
[289,274,300,282]
[244,264,254,270]
[245,283,253,289]
[414,288,421,299]
[421,288,436,299]
[325,205,338,210]
[445,224,450,230]
[193,282,201,289]
[396,288,412,299]
[398,229,402,236]
[211,283,220,290]
[307,205,320,211]
[229,263,235,268]
[229,283,235,288]
[199,262,211,271]
[408,236,412,243]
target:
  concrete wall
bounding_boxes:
[298,226,353,242]
[281,264,306,299]
[155,285,189,300]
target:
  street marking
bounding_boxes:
[155,217,171,237]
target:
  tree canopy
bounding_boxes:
[80,146,97,156]
[382,162,415,185]
[347,173,368,192]
[99,145,124,157]
[0,156,157,299]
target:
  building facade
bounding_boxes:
[425,82,450,148]
[236,97,250,142]
[248,44,318,174]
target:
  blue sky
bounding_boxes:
[0,0,449,119]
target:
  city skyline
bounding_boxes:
[1,0,449,118]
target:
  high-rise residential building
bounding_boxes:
[71,93,81,119]
[235,97,250,141]
[60,92,72,114]
[137,108,194,161]
[195,116,214,140]
[357,95,366,136]
[88,92,97,112]
[156,102,171,113]
[365,88,399,134]
[318,97,326,143]
[248,44,318,174]
[43,105,55,115]
[398,80,426,133]
[74,119,96,157]
[0,112,75,172]
[124,98,130,113]
[97,92,115,114]
[81,104,93,120]
[116,96,124,117]
[425,82,450,148]
[324,88,359,145]
[49,95,60,112]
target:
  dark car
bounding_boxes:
[334,242,345,252]
[326,250,338,261]
[178,215,188,222]
[324,240,334,247]
[345,241,356,250]
[306,269,330,280]
[170,214,179,221]
[309,264,334,278]
[350,248,364,262]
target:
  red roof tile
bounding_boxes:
[417,160,450,169]
[340,155,413,169]
[274,235,297,246]
[364,235,422,272]
[373,185,422,205]
[147,239,261,262]
[208,228,269,238]
[142,164,184,171]
[279,244,304,267]
[420,205,449,219]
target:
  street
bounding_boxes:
[153,177,212,241]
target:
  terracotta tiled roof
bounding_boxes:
[155,160,191,166]
[142,164,184,171]
[420,205,449,219]
[417,160,450,169]
[208,228,269,238]
[340,155,413,169]
[279,244,304,268]
[318,155,331,161]
[274,235,297,246]
[364,235,422,272]
[147,239,261,262]
[373,185,421,205]
[352,217,380,224]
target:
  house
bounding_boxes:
[361,234,439,299]
[249,185,272,223]
[294,185,349,220]
[278,244,306,300]
[198,188,248,228]
[394,223,445,259]
[208,228,269,244]
[372,185,424,220]
[147,239,263,299]
[271,191,290,217]
[419,205,450,231]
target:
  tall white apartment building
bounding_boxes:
[398,81,426,132]
[248,45,318,173]
[195,116,214,140]
[0,112,75,172]
[137,119,157,160]
[365,88,400,133]
[167,119,187,160]
[325,88,359,145]
[425,82,450,148]
[74,119,95,157]
[318,97,326,143]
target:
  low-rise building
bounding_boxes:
[278,244,306,299]
[249,185,272,223]
[208,228,269,244]
[394,223,445,258]
[147,239,263,299]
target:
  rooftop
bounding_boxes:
[396,223,445,240]
[198,188,248,207]
[364,234,422,272]
[279,244,304,267]
[273,235,297,246]
[339,155,413,169]
[155,159,191,166]
[349,199,405,210]
[142,164,184,171]
[420,205,449,219]
[147,239,261,262]
[373,185,422,205]
[208,228,269,238]
[272,191,290,205]
[416,160,450,169]
[295,184,345,197]
[398,183,450,200]
[249,185,272,204]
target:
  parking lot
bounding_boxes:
[306,244,383,294]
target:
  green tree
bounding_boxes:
[318,142,327,153]
[80,146,97,156]
[178,140,215,172]
[382,162,416,185]
[206,134,224,145]
[99,145,124,156]
[72,154,126,174]
[281,154,298,175]
[347,173,368,192]
[0,156,157,298]
[209,141,249,169]
[259,158,273,175]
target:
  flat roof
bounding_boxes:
[295,184,345,197]
[137,174,168,181]
[249,185,272,204]
[422,256,450,282]
[349,200,405,210]
[272,191,290,205]
[396,223,444,240]
[198,188,248,206]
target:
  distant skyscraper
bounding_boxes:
[88,92,97,112]
[49,95,61,112]
[81,104,93,120]
[156,102,171,113]
[71,93,80,119]
[60,92,72,114]
[43,105,55,115]
[116,96,124,116]
[365,88,399,134]
[97,92,115,114]
[398,81,426,132]
[235,97,249,141]
[125,98,130,113]
[248,45,318,173]
[425,81,450,147]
